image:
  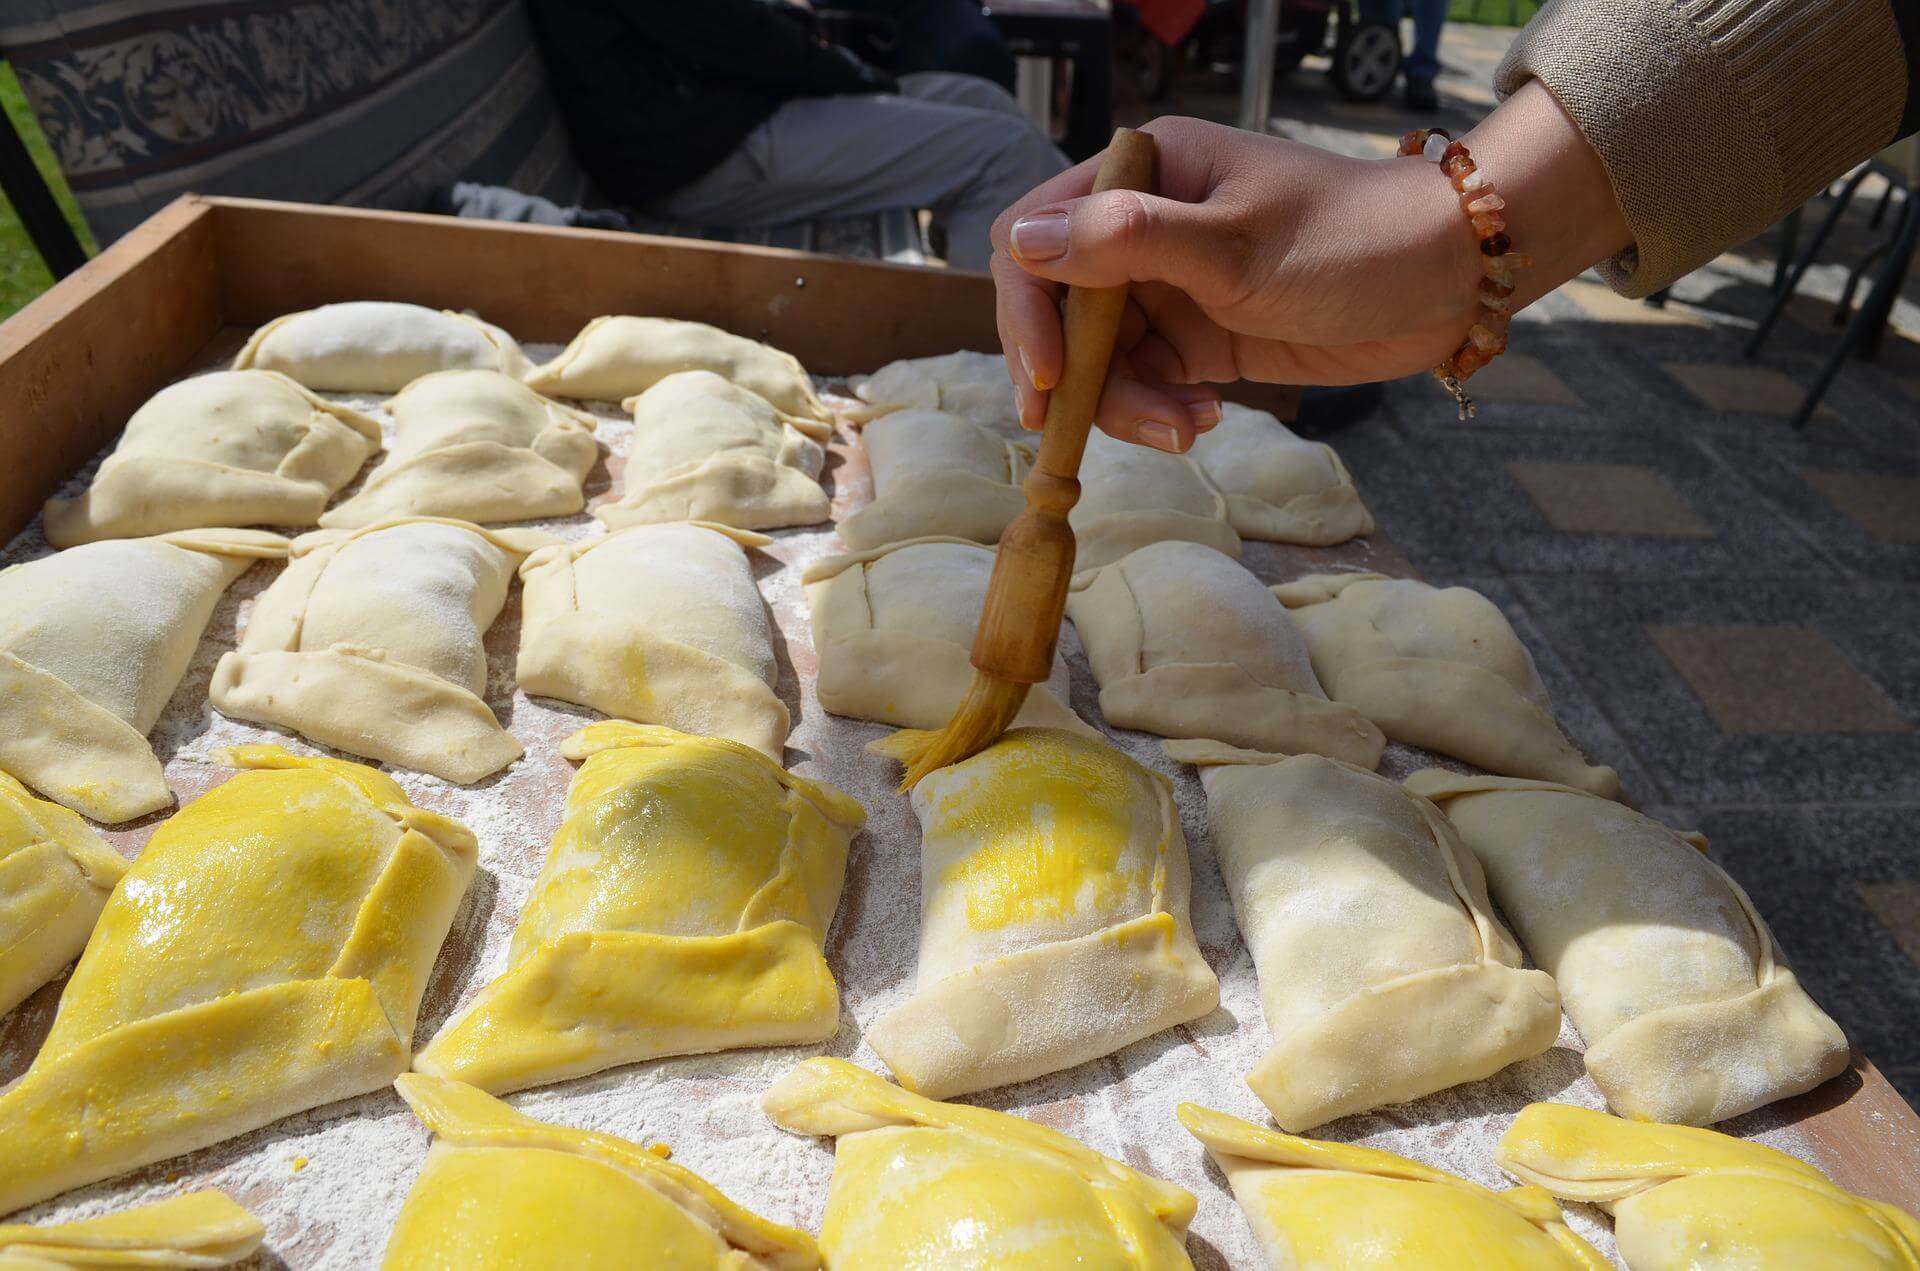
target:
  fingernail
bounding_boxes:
[1188,399,1222,429]
[1135,421,1185,453]
[1010,213,1070,263]
[1017,346,1050,392]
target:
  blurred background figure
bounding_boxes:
[529,0,1065,270]
[1362,0,1450,109]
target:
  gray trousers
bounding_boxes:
[656,72,1068,271]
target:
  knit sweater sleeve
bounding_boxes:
[1494,0,1911,297]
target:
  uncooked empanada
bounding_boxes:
[415,722,862,1092]
[847,349,1019,433]
[525,316,828,421]
[1498,1103,1920,1270]
[0,772,126,1019]
[320,370,597,527]
[596,370,829,531]
[385,1074,819,1270]
[1186,402,1373,545]
[865,727,1218,1098]
[1180,1103,1606,1270]
[1069,542,1384,764]
[1161,746,1557,1130]
[0,528,288,822]
[42,371,381,547]
[764,1057,1196,1268]
[838,408,1029,549]
[803,537,1085,734]
[1408,771,1849,1124]
[0,1192,263,1268]
[1072,430,1240,571]
[1275,573,1620,798]
[233,301,529,391]
[0,746,475,1216]
[211,517,551,782]
[517,522,789,758]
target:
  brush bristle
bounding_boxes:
[876,673,1032,790]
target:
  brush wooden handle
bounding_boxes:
[971,126,1157,685]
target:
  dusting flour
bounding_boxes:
[0,346,1829,1269]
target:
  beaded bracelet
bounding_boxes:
[1399,127,1531,419]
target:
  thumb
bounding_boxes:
[1005,190,1242,296]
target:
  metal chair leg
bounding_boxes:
[1789,196,1920,429]
[1747,167,1871,357]
[0,101,86,279]
[1773,206,1802,293]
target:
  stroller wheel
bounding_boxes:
[1330,18,1401,101]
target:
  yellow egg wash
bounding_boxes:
[935,731,1155,932]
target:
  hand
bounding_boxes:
[991,83,1629,450]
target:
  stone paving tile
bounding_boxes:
[1697,434,1920,581]
[1561,278,1707,328]
[1661,361,1837,419]
[1510,575,1920,805]
[1506,460,1713,537]
[1802,472,1920,545]
[1859,882,1920,970]
[1647,624,1912,734]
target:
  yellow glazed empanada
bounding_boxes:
[1275,573,1620,798]
[0,1191,263,1269]
[837,409,1029,549]
[0,528,288,822]
[525,316,828,422]
[1161,747,1558,1131]
[415,722,863,1093]
[1070,542,1384,763]
[1497,1102,1920,1270]
[865,727,1218,1098]
[1071,430,1241,572]
[1180,1103,1606,1270]
[764,1057,1196,1268]
[232,301,530,391]
[211,516,552,782]
[847,349,1019,433]
[1408,771,1848,1125]
[802,537,1085,734]
[321,370,598,528]
[517,522,789,759]
[1186,403,1373,545]
[0,746,475,1216]
[383,1074,819,1270]
[43,371,381,547]
[0,772,126,1018]
[597,370,830,531]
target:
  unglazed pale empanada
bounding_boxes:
[211,516,551,782]
[232,301,530,391]
[525,316,829,421]
[385,1075,819,1270]
[1068,542,1384,764]
[0,529,288,823]
[1180,1104,1606,1270]
[517,522,789,759]
[865,727,1218,1098]
[1275,573,1620,798]
[1408,771,1849,1124]
[1161,747,1557,1131]
[0,746,475,1216]
[320,370,598,528]
[1498,1103,1920,1270]
[764,1057,1196,1268]
[0,1192,264,1268]
[42,371,381,548]
[597,370,829,531]
[802,537,1085,734]
[837,409,1029,549]
[1186,402,1373,545]
[847,350,1019,433]
[0,772,126,1019]
[1072,429,1240,571]
[415,722,863,1093]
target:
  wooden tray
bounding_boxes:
[1,196,1913,1261]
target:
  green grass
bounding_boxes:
[1447,0,1544,25]
[0,62,95,320]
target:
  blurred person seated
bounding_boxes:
[530,0,1066,270]
[824,0,1018,89]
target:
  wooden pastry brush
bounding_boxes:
[883,126,1157,790]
